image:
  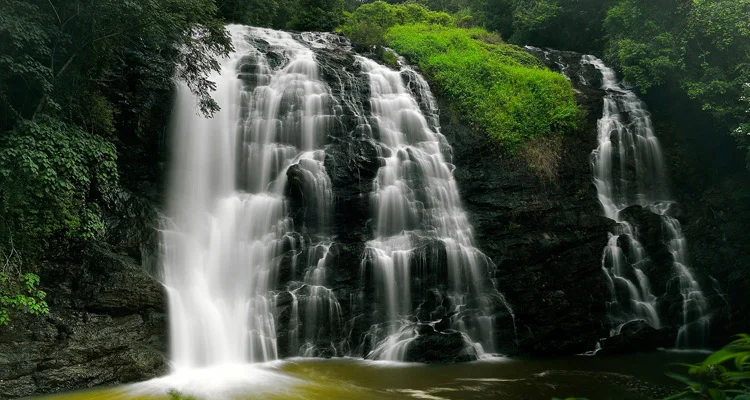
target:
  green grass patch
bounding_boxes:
[385,24,579,152]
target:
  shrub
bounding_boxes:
[0,118,118,248]
[0,117,117,325]
[0,272,48,326]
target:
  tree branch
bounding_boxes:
[47,0,62,26]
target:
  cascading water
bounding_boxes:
[582,55,710,347]
[161,24,510,374]
[162,26,337,369]
[358,56,508,360]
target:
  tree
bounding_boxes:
[288,0,346,31]
[217,0,279,27]
[603,0,750,169]
[0,0,234,326]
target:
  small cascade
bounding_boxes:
[651,202,710,347]
[601,221,661,330]
[581,54,710,347]
[283,242,345,357]
[357,56,509,360]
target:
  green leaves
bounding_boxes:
[0,117,115,326]
[0,272,49,326]
[665,335,750,399]
[288,0,345,31]
[602,0,750,169]
[0,118,118,248]
[339,1,454,48]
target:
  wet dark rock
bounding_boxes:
[416,323,436,335]
[404,330,478,363]
[445,76,613,355]
[598,320,677,355]
[0,245,167,398]
[435,312,457,332]
[619,205,672,264]
[648,98,750,345]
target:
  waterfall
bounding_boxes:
[162,26,336,369]
[357,56,508,360]
[583,55,710,347]
[161,24,509,369]
[161,23,710,369]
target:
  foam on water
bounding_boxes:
[129,364,303,399]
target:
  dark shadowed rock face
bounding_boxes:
[0,243,167,398]
[526,47,750,348]
[599,320,677,355]
[404,329,478,363]
[443,80,614,355]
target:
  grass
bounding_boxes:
[385,24,579,153]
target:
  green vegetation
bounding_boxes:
[0,119,118,247]
[0,0,232,326]
[217,0,345,31]
[664,334,750,400]
[385,24,578,152]
[339,1,453,48]
[0,272,48,326]
[603,0,750,169]
[340,0,748,170]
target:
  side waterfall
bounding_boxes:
[161,25,510,369]
[582,55,710,347]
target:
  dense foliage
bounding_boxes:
[217,0,345,31]
[386,24,578,152]
[603,0,750,168]
[339,1,453,48]
[665,334,750,399]
[0,119,118,246]
[0,0,233,325]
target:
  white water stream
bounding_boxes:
[358,56,505,360]
[161,26,335,369]
[160,25,507,376]
[584,55,709,347]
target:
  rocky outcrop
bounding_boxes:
[0,244,167,398]
[599,320,677,355]
[524,47,750,349]
[443,72,614,354]
[646,90,750,346]
[404,328,478,363]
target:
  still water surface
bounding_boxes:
[33,351,706,400]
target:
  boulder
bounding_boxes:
[598,320,677,355]
[404,330,478,363]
